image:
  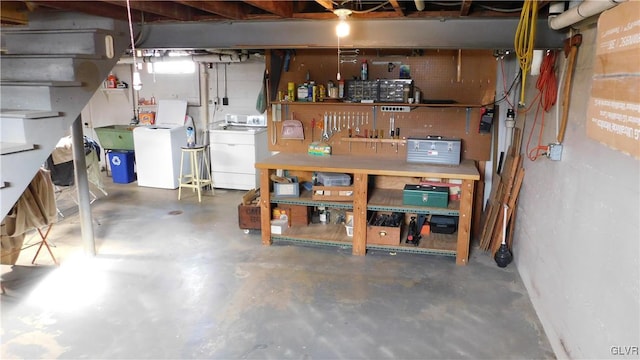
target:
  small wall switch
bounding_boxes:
[548,143,563,161]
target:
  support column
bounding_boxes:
[71,115,96,256]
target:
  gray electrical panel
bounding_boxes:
[406,136,462,165]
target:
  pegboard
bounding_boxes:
[266,49,496,161]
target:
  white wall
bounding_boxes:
[81,63,136,132]
[81,57,266,164]
[515,23,640,358]
[206,59,266,126]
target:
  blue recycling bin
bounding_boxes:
[108,151,136,184]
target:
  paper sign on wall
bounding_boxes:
[585,1,640,159]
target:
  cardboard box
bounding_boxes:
[278,205,310,226]
[139,112,156,125]
[238,204,261,230]
[367,212,402,246]
[308,142,331,156]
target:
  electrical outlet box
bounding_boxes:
[548,143,563,161]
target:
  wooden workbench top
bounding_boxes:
[256,153,480,180]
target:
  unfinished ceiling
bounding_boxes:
[1,1,552,26]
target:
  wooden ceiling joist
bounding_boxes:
[0,2,29,25]
[28,1,152,22]
[243,0,293,18]
[388,0,405,17]
[314,0,334,12]
[175,0,246,20]
[6,1,543,27]
[460,0,473,16]
[101,0,196,22]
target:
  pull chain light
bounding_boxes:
[126,0,142,91]
[334,7,352,81]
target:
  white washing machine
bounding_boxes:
[133,99,188,189]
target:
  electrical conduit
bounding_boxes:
[514,0,538,106]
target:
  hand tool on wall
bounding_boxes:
[372,106,377,139]
[389,113,395,138]
[322,112,330,141]
[558,33,582,144]
[333,112,338,133]
[311,118,315,141]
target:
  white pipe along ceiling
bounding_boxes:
[548,0,627,30]
[117,51,250,64]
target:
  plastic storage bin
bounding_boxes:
[317,172,351,186]
[108,151,136,183]
[274,177,299,197]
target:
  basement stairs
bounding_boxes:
[1,11,129,221]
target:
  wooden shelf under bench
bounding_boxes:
[256,153,479,265]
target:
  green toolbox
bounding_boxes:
[402,184,449,208]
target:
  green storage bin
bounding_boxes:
[95,125,135,151]
[402,184,449,208]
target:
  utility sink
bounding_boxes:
[94,125,136,151]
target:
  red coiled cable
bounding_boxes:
[526,50,558,161]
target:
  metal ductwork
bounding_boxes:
[549,0,627,30]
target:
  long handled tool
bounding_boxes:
[494,204,513,268]
[557,34,582,144]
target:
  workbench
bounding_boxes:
[256,153,480,265]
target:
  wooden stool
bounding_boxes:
[178,145,213,202]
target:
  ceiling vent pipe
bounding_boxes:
[549,0,627,30]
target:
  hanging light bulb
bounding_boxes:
[334,7,352,80]
[132,70,142,91]
[336,17,350,38]
[334,8,352,38]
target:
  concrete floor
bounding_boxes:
[1,177,554,359]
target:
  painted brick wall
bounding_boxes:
[515,23,640,359]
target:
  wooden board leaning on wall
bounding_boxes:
[266,49,497,162]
